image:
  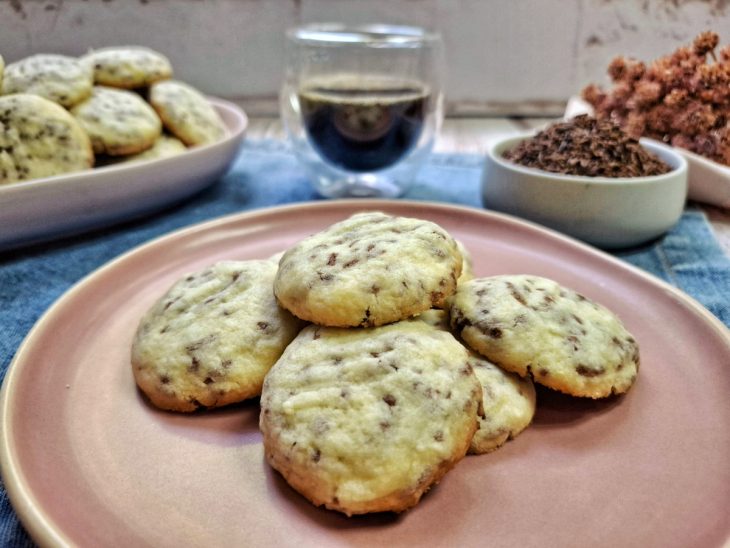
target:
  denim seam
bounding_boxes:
[656,246,680,287]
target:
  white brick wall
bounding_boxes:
[0,0,727,115]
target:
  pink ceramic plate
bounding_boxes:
[1,201,729,547]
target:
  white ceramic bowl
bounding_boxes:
[482,134,689,249]
[0,97,248,251]
[565,96,730,208]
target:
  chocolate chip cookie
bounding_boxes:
[131,260,303,412]
[260,320,481,515]
[274,212,463,327]
[450,275,639,398]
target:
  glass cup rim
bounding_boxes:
[287,23,441,47]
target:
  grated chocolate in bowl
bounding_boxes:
[503,115,672,178]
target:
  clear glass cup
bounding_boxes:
[281,23,444,198]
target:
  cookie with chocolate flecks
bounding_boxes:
[117,134,187,163]
[0,94,93,185]
[1,54,93,108]
[466,352,535,453]
[455,239,475,285]
[83,46,172,89]
[449,275,639,398]
[414,308,452,330]
[415,309,536,453]
[149,79,226,146]
[274,212,463,327]
[131,260,303,412]
[71,86,162,156]
[259,320,482,516]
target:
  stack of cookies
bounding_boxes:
[0,46,227,185]
[131,211,640,517]
[262,212,486,515]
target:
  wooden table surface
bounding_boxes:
[248,117,730,257]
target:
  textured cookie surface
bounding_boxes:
[466,352,536,454]
[149,80,226,146]
[274,212,463,327]
[450,275,639,398]
[117,134,186,163]
[83,46,172,89]
[268,250,285,265]
[71,86,162,155]
[455,239,475,285]
[1,54,93,108]
[260,320,481,515]
[0,55,4,91]
[414,309,535,453]
[0,94,93,184]
[415,308,452,330]
[131,260,303,412]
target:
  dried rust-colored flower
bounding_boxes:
[581,31,729,166]
[693,31,720,58]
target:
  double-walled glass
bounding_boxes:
[281,24,444,198]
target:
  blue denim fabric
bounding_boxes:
[0,140,728,546]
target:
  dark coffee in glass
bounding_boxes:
[298,76,430,172]
[282,24,443,198]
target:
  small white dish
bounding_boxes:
[565,96,730,209]
[482,133,688,249]
[0,97,248,251]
